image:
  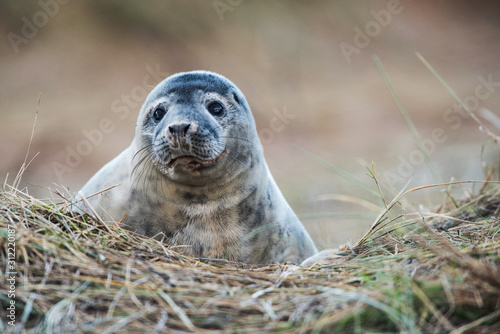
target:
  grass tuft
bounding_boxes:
[1,178,499,333]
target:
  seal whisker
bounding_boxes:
[131,149,157,192]
[208,145,236,177]
[146,162,158,196]
[219,136,253,145]
[132,144,154,161]
[132,152,150,175]
[141,162,152,197]
[131,143,156,190]
[212,142,251,169]
[131,153,152,182]
[153,160,169,199]
[212,121,251,143]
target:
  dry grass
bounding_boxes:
[0,179,499,333]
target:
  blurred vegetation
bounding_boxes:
[1,0,500,248]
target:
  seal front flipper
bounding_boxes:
[74,148,133,223]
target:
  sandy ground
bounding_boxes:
[1,1,499,248]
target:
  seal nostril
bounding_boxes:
[168,123,191,137]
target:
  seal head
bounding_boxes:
[134,71,257,187]
[77,71,317,264]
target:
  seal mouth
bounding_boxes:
[165,147,227,172]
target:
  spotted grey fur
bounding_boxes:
[76,71,318,264]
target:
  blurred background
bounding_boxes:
[1,1,499,249]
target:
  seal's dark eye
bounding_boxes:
[207,101,224,115]
[153,107,166,122]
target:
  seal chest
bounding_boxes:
[76,71,318,264]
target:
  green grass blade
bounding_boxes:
[416,52,500,144]
[293,145,380,197]
[416,52,475,119]
[373,55,442,184]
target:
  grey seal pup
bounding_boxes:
[76,71,317,264]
